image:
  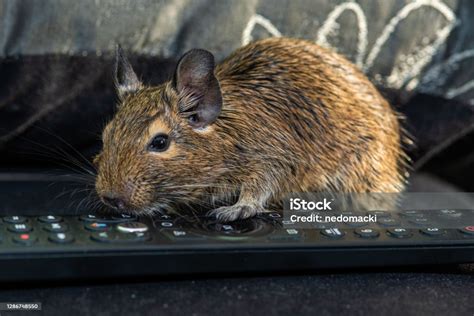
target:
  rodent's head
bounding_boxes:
[95,46,224,214]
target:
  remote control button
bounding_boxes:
[196,219,270,237]
[459,226,474,236]
[112,214,137,221]
[354,228,380,238]
[321,228,345,239]
[387,228,412,239]
[408,217,431,226]
[12,233,37,246]
[266,212,282,219]
[38,215,62,223]
[117,222,148,233]
[400,210,424,217]
[48,232,74,244]
[7,223,33,233]
[121,232,151,242]
[155,214,175,221]
[367,211,391,218]
[268,228,302,241]
[84,222,110,231]
[163,230,206,241]
[43,223,69,233]
[159,221,175,229]
[377,218,400,227]
[90,231,114,242]
[438,209,462,218]
[3,216,27,223]
[208,223,236,233]
[91,231,150,243]
[171,230,188,237]
[80,214,103,222]
[420,227,445,236]
[204,222,264,236]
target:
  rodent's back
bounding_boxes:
[214,37,405,196]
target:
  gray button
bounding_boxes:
[355,228,380,238]
[321,228,345,239]
[116,222,148,233]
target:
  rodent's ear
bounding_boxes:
[173,49,222,129]
[114,44,143,99]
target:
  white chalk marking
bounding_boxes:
[446,80,474,99]
[242,14,282,46]
[365,0,455,73]
[420,49,474,91]
[316,2,368,68]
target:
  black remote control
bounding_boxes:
[0,209,473,281]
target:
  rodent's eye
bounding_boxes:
[147,134,170,152]
[188,114,198,124]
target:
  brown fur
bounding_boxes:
[95,37,409,221]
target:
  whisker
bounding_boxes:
[32,126,97,172]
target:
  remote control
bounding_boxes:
[0,209,473,281]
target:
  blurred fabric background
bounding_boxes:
[0,0,473,189]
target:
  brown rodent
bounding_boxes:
[94,37,408,222]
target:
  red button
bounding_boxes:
[465,226,474,232]
[20,234,30,240]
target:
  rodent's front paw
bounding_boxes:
[207,204,265,222]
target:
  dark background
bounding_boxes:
[1,0,474,190]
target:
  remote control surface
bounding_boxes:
[0,210,473,281]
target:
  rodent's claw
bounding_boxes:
[207,204,266,222]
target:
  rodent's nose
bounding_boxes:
[102,193,128,211]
